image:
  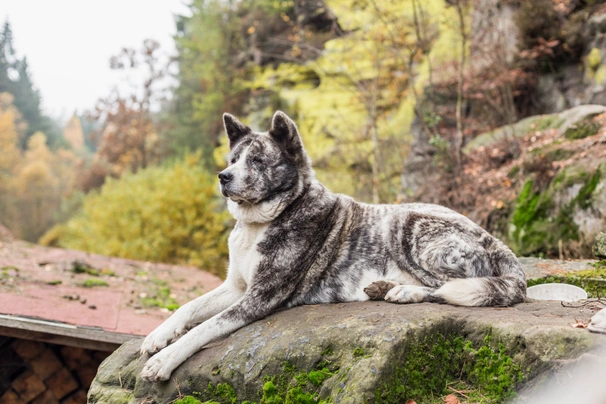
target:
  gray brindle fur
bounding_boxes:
[140,111,526,381]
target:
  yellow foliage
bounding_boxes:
[0,93,22,179]
[44,154,231,278]
[63,115,84,151]
[236,0,466,201]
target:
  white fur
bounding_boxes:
[353,260,423,301]
[434,278,488,306]
[226,221,269,289]
[227,198,289,224]
[140,283,245,355]
[141,305,250,381]
[385,285,430,303]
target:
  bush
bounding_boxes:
[42,154,231,277]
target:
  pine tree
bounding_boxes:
[0,20,62,149]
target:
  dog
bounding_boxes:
[140,111,526,381]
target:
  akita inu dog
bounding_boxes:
[140,111,526,381]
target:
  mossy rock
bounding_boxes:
[564,119,601,140]
[89,301,603,404]
[505,162,606,257]
[464,105,606,153]
[593,232,606,259]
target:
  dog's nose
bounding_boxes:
[218,171,233,185]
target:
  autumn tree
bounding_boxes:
[0,92,23,227]
[86,39,168,184]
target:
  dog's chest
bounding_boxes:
[228,223,270,289]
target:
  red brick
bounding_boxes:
[30,349,63,380]
[60,346,91,370]
[46,368,79,400]
[0,389,20,404]
[12,370,46,402]
[32,389,60,404]
[60,389,87,404]
[11,339,45,359]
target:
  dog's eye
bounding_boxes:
[230,158,237,164]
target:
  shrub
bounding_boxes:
[43,154,231,278]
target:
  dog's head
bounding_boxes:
[218,111,313,220]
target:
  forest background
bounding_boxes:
[1,0,604,278]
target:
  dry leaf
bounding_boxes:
[570,318,588,329]
[444,394,461,404]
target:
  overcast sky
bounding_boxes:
[1,0,191,121]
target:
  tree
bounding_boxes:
[0,20,62,148]
[13,133,59,240]
[45,154,231,277]
[87,39,168,179]
[166,0,249,166]
[63,114,84,151]
[0,92,23,227]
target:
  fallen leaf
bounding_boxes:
[444,394,461,404]
[570,318,588,329]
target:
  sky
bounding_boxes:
[1,0,191,121]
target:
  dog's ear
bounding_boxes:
[223,113,251,149]
[269,111,303,156]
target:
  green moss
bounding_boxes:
[72,261,100,276]
[509,180,553,256]
[528,267,606,298]
[375,332,524,403]
[352,347,365,357]
[541,148,575,162]
[593,260,606,269]
[46,280,62,285]
[140,279,180,311]
[172,397,204,404]
[507,163,603,257]
[188,362,335,404]
[564,119,600,140]
[575,168,600,209]
[534,115,564,131]
[80,278,109,287]
[507,165,520,178]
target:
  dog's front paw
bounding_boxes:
[140,325,185,355]
[384,285,429,304]
[141,351,177,382]
[364,280,399,300]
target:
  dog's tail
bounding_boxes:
[433,243,527,307]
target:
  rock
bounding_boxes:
[589,307,606,334]
[593,232,606,259]
[89,299,605,403]
[464,104,606,152]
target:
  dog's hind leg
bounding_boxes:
[140,283,244,355]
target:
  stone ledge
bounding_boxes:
[88,300,606,403]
